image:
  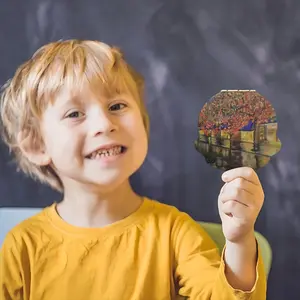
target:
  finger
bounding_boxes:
[219,188,252,207]
[222,167,259,185]
[220,182,227,194]
[220,200,251,219]
[222,177,261,196]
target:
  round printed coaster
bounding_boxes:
[194,90,281,171]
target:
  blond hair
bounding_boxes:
[0,39,150,192]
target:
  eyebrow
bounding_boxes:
[55,91,132,110]
[55,94,86,109]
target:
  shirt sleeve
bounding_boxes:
[0,232,25,300]
[172,212,267,300]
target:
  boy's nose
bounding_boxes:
[88,111,117,136]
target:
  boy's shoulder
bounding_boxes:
[146,198,180,214]
[145,198,208,243]
[0,204,54,248]
[145,198,195,225]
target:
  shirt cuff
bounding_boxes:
[218,238,267,299]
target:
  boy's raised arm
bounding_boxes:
[172,167,267,300]
[172,213,266,300]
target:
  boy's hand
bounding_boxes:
[218,167,264,243]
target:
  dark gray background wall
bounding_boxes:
[1,1,299,299]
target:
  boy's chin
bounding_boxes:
[83,173,131,191]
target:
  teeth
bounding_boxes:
[90,146,122,159]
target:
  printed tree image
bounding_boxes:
[195,90,281,171]
[198,90,275,151]
[242,92,275,150]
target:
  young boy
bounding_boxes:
[0,39,266,300]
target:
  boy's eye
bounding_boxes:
[66,111,84,118]
[109,103,127,111]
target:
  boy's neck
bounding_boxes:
[56,180,143,228]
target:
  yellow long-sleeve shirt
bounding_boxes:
[0,198,266,300]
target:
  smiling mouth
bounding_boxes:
[86,146,127,159]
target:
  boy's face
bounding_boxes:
[38,85,148,192]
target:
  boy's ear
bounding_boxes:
[17,131,51,166]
